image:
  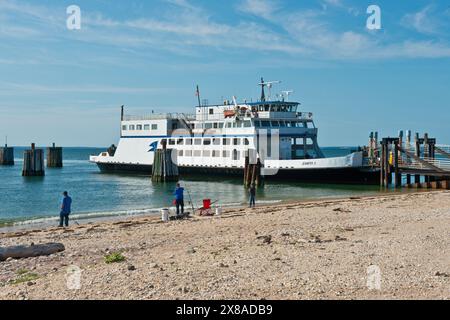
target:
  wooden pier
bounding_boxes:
[46,143,63,168]
[377,132,450,190]
[22,143,45,177]
[151,141,179,182]
[0,144,14,166]
[244,151,264,188]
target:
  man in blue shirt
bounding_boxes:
[173,183,184,216]
[59,191,72,227]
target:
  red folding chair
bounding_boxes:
[199,199,213,216]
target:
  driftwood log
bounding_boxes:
[0,243,65,261]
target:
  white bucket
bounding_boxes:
[161,209,169,222]
[215,207,223,216]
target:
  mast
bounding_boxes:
[196,85,202,108]
[259,77,266,102]
[120,105,124,121]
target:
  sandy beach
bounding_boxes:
[0,190,449,300]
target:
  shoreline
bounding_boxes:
[0,188,422,234]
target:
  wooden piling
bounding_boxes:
[151,142,178,182]
[46,143,63,168]
[0,144,14,165]
[394,141,400,188]
[22,143,45,176]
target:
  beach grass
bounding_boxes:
[104,252,126,264]
[10,271,39,285]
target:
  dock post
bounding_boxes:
[424,133,430,183]
[22,143,45,176]
[0,144,14,166]
[244,155,249,187]
[414,133,421,183]
[380,141,385,187]
[151,141,179,182]
[46,143,63,168]
[394,140,401,188]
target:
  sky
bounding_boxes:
[0,0,449,147]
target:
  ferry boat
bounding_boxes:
[90,79,378,184]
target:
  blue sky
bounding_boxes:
[0,0,449,147]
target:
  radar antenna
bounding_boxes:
[258,78,281,102]
[281,90,294,102]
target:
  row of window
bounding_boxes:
[167,137,250,146]
[122,124,158,131]
[195,120,310,129]
[178,149,242,161]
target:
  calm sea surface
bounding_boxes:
[0,147,382,227]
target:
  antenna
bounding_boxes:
[232,96,238,107]
[5,135,7,147]
[281,90,294,102]
[258,78,281,101]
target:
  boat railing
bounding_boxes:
[123,113,196,121]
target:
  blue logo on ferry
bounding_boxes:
[148,141,158,152]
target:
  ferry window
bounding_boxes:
[233,150,240,161]
[205,123,213,129]
[151,124,158,130]
[233,138,240,146]
[271,121,279,127]
[232,122,238,128]
[178,150,184,157]
[223,150,230,158]
[244,121,252,128]
[144,124,150,130]
[185,150,192,157]
[226,123,232,128]
[213,123,218,129]
[185,139,192,145]
[261,121,270,127]
[194,150,201,157]
[194,139,202,145]
[254,121,261,128]
[195,123,203,129]
[177,139,184,145]
[203,150,211,157]
[219,123,224,129]
[295,122,304,128]
[223,138,231,145]
[279,121,286,127]
[136,125,143,130]
[209,109,214,115]
[129,125,135,130]
[212,150,220,157]
[169,139,176,145]
[264,105,270,111]
[213,138,221,146]
[122,125,127,131]
[259,105,264,111]
[286,122,292,128]
[290,121,297,127]
[203,139,211,145]
[244,138,250,145]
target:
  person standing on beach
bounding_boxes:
[174,183,184,216]
[249,184,256,208]
[59,191,72,227]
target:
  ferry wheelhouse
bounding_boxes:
[90,80,378,184]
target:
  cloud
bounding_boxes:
[238,0,280,19]
[401,5,441,35]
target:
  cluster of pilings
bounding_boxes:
[244,151,264,188]
[0,144,14,165]
[46,143,63,168]
[379,131,450,189]
[151,141,179,182]
[22,143,45,177]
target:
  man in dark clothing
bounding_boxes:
[59,191,72,227]
[249,184,256,208]
[174,183,184,216]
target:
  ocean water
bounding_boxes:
[0,147,381,227]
